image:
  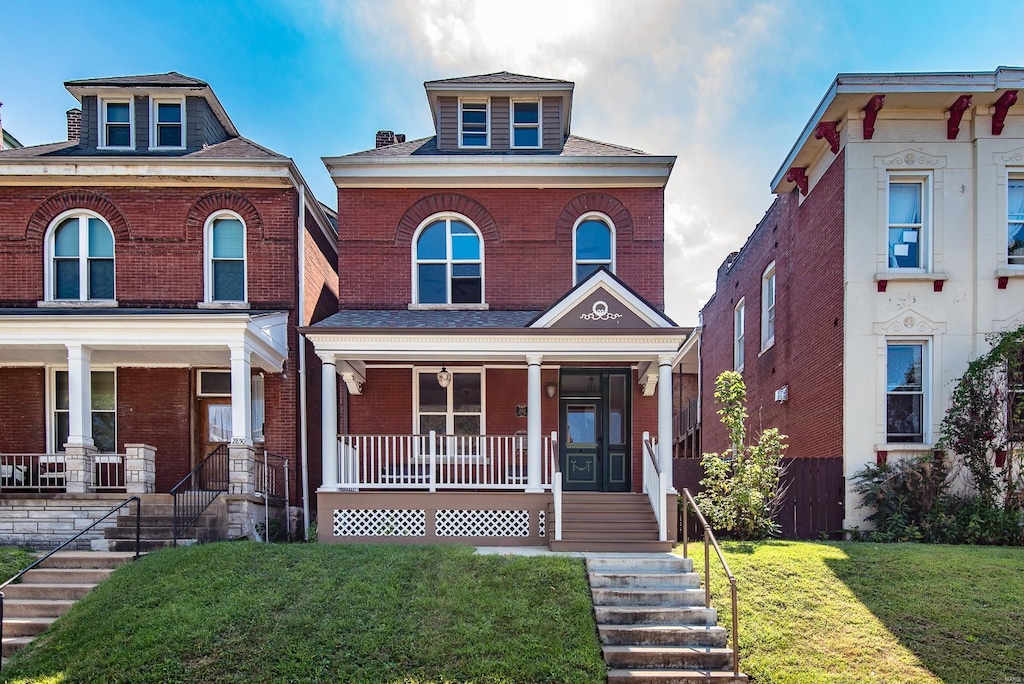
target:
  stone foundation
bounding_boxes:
[0,494,131,549]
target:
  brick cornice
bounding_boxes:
[26,189,131,241]
[395,193,499,244]
[186,190,265,240]
[555,192,633,243]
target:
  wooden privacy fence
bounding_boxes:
[674,457,845,540]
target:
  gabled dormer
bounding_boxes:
[424,72,574,152]
[64,72,239,154]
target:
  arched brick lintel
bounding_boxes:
[555,192,634,242]
[186,190,265,240]
[26,190,132,241]
[395,194,500,244]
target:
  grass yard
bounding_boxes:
[0,548,36,585]
[678,540,1024,684]
[0,543,604,684]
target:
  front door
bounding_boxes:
[559,369,631,492]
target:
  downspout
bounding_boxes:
[296,182,312,540]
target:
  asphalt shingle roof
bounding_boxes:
[425,71,570,86]
[336,135,651,159]
[64,72,208,88]
[310,309,542,330]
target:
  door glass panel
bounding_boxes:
[418,373,447,412]
[561,373,600,397]
[609,375,626,445]
[207,404,232,442]
[567,405,597,444]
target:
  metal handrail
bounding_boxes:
[171,445,229,542]
[680,487,740,677]
[0,496,140,672]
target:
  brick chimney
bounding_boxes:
[67,108,82,142]
[375,130,397,148]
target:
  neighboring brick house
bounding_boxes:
[691,67,1024,529]
[305,72,689,549]
[0,73,337,544]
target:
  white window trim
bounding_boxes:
[572,212,616,285]
[734,298,745,372]
[98,97,135,150]
[760,262,776,352]
[885,172,932,273]
[1007,172,1024,270]
[195,369,265,443]
[149,96,186,150]
[203,210,249,305]
[883,339,930,446]
[410,212,485,307]
[510,98,542,150]
[458,98,491,150]
[43,209,116,304]
[412,366,487,436]
[47,366,117,453]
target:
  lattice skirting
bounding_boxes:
[436,509,530,537]
[538,510,546,537]
[333,509,426,537]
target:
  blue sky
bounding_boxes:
[3,0,1024,323]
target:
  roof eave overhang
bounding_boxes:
[0,156,295,187]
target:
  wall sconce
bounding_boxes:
[545,382,557,399]
[437,366,452,389]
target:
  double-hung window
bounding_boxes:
[49,212,115,302]
[1008,179,1024,266]
[205,213,247,303]
[151,98,184,149]
[511,100,540,148]
[414,216,482,305]
[734,299,745,371]
[52,370,116,452]
[459,100,489,148]
[761,263,776,350]
[416,369,483,436]
[887,177,927,269]
[886,342,926,443]
[573,215,614,283]
[100,99,133,149]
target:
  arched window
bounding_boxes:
[414,215,483,305]
[205,212,247,303]
[46,211,115,301]
[573,214,614,283]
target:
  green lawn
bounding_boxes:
[0,543,605,684]
[0,548,36,585]
[678,540,1024,684]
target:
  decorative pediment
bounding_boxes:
[530,269,675,330]
[873,309,945,335]
[874,150,945,169]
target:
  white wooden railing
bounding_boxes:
[337,433,556,491]
[642,432,668,542]
[549,431,562,541]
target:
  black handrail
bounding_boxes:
[171,445,229,542]
[0,496,140,672]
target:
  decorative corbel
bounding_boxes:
[862,94,885,140]
[993,90,1018,136]
[338,360,366,396]
[785,166,809,195]
[638,361,658,397]
[877,280,888,293]
[946,95,972,140]
[814,121,840,154]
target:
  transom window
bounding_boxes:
[416,370,483,436]
[52,370,116,453]
[574,215,614,283]
[511,100,540,148]
[414,216,483,305]
[48,212,115,301]
[100,99,132,148]
[888,178,927,269]
[459,100,489,148]
[151,98,184,149]
[886,342,926,444]
[734,299,745,371]
[1008,179,1024,266]
[761,262,776,350]
[205,213,247,303]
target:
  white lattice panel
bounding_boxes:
[435,509,530,537]
[538,510,546,537]
[333,509,425,537]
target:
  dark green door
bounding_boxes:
[559,370,630,492]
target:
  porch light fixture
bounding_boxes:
[437,366,452,389]
[545,382,557,399]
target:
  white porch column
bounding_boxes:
[229,345,253,447]
[526,355,543,493]
[65,344,94,447]
[320,353,339,490]
[657,354,675,492]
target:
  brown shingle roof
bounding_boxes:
[64,72,208,88]
[336,134,651,159]
[425,71,571,87]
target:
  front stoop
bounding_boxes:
[586,555,748,683]
[550,494,673,552]
[1,551,136,662]
[95,493,226,551]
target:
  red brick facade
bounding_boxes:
[0,368,46,454]
[700,151,846,459]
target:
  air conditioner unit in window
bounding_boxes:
[774,386,789,403]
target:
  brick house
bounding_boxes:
[305,72,689,550]
[0,73,337,545]
[691,67,1024,530]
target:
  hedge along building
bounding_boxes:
[306,72,689,550]
[0,73,338,546]
[689,67,1024,530]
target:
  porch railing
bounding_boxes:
[337,433,555,491]
[642,433,668,542]
[93,454,125,491]
[549,431,562,541]
[0,453,127,493]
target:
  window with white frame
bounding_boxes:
[47,212,115,302]
[1008,178,1024,266]
[574,215,614,283]
[151,98,184,149]
[734,299,745,371]
[886,341,926,443]
[761,262,776,350]
[459,100,489,148]
[52,369,116,452]
[205,212,247,303]
[511,100,541,148]
[100,98,133,149]
[414,215,483,305]
[195,370,266,442]
[887,176,928,269]
[415,369,483,436]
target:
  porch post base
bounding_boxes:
[63,443,97,493]
[124,444,157,494]
[228,444,256,496]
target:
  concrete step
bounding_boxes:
[599,624,728,648]
[587,556,693,574]
[551,539,672,552]
[0,583,97,601]
[18,568,114,584]
[594,606,718,626]
[590,573,701,590]
[102,538,194,552]
[607,669,747,683]
[36,551,136,570]
[604,645,735,670]
[1,616,57,637]
[114,514,219,528]
[1,599,75,618]
[592,588,706,607]
[103,526,217,541]
[2,636,33,658]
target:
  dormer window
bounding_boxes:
[151,98,184,149]
[100,98,133,149]
[511,100,541,149]
[459,100,489,148]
